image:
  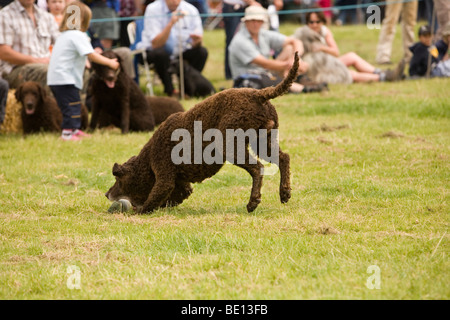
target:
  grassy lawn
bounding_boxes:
[0,24,448,299]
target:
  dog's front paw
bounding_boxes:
[135,206,145,214]
[246,198,261,213]
[136,205,155,214]
[138,204,158,214]
[280,188,291,204]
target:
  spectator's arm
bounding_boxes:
[321,30,340,57]
[284,37,304,57]
[273,0,283,11]
[243,0,262,6]
[189,7,204,48]
[134,0,143,15]
[251,54,290,73]
[87,51,119,70]
[151,12,184,49]
[0,44,49,65]
[280,37,308,74]
[190,34,203,48]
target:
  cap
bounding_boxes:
[418,25,432,36]
[241,6,268,23]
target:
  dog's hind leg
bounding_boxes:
[163,181,193,208]
[234,151,264,213]
[256,132,291,204]
[278,150,291,204]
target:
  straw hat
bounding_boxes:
[241,5,268,23]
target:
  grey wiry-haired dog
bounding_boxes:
[105,53,301,214]
[293,26,352,84]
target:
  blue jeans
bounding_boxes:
[336,0,358,24]
[50,85,82,130]
[142,45,208,96]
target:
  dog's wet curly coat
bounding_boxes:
[106,52,300,213]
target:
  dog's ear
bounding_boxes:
[14,85,22,102]
[38,83,47,102]
[111,51,122,64]
[91,61,101,74]
[112,163,125,177]
[104,50,121,65]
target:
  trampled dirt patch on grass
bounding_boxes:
[377,132,437,145]
[378,131,405,139]
[316,136,350,145]
[309,123,351,132]
[318,226,341,235]
[316,136,334,145]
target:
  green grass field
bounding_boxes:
[0,24,449,299]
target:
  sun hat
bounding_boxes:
[241,5,268,23]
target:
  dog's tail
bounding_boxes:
[258,51,299,101]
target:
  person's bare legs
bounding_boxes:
[288,82,304,93]
[339,52,376,73]
[348,70,380,82]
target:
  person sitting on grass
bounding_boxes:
[435,23,450,61]
[228,5,326,93]
[431,22,450,78]
[408,25,439,78]
[298,10,405,83]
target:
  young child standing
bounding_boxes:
[47,1,119,141]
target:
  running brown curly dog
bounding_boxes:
[105,52,300,214]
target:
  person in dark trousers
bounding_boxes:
[137,0,208,97]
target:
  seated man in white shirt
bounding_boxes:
[138,0,208,97]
